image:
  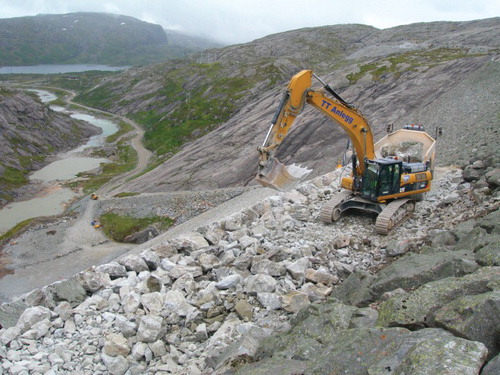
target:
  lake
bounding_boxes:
[0,64,129,74]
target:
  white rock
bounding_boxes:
[216,274,244,290]
[173,232,209,251]
[16,306,52,334]
[251,259,286,277]
[245,274,277,295]
[160,258,176,271]
[140,250,161,270]
[54,343,72,363]
[0,326,21,345]
[137,315,163,343]
[78,267,111,292]
[104,332,130,357]
[149,340,167,357]
[114,315,137,337]
[223,213,244,231]
[121,292,141,314]
[54,301,73,321]
[101,353,129,375]
[169,264,203,279]
[286,257,310,281]
[141,292,165,314]
[282,190,308,204]
[121,256,149,273]
[131,341,148,361]
[207,316,242,347]
[195,323,209,341]
[63,318,76,334]
[21,318,51,340]
[239,234,258,249]
[197,252,220,271]
[256,293,281,310]
[164,290,197,317]
[96,262,128,278]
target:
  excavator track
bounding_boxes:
[320,191,353,223]
[375,199,415,235]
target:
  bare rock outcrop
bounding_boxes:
[0,88,101,205]
[72,18,499,195]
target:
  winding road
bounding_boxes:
[0,88,153,303]
[54,87,153,196]
[0,87,272,303]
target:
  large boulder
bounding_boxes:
[474,236,500,266]
[377,267,500,329]
[239,326,488,375]
[332,250,479,307]
[433,290,500,360]
[123,226,159,244]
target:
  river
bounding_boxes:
[0,90,118,234]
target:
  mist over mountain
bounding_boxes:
[0,12,221,66]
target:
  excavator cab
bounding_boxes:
[361,159,402,201]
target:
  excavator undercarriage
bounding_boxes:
[319,192,416,234]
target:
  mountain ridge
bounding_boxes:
[82,17,498,194]
[0,12,221,66]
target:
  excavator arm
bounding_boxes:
[257,70,375,190]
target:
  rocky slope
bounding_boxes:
[74,18,500,194]
[0,153,498,374]
[0,88,101,205]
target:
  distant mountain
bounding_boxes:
[0,12,222,66]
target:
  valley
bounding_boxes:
[0,15,499,375]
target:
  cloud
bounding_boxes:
[1,0,499,44]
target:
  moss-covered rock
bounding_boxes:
[234,357,309,375]
[434,290,500,360]
[256,302,356,360]
[475,237,500,266]
[329,270,376,307]
[369,250,479,301]
[376,267,500,329]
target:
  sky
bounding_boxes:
[1,0,499,45]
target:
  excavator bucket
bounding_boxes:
[256,158,311,191]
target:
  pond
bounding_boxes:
[0,90,118,234]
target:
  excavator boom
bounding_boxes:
[256,70,374,190]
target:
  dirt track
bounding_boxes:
[0,90,150,303]
[0,89,276,303]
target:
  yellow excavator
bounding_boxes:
[256,70,436,234]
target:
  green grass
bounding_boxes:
[0,165,29,189]
[113,192,140,198]
[347,48,491,84]
[106,121,135,143]
[66,143,137,193]
[0,218,35,246]
[130,65,252,156]
[99,212,174,242]
[74,86,115,110]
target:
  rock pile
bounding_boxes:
[0,157,499,374]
